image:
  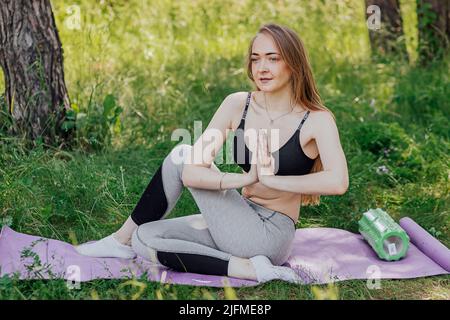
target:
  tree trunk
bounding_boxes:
[0,0,73,147]
[417,0,450,63]
[366,0,408,58]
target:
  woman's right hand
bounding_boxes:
[247,163,259,185]
[244,152,259,186]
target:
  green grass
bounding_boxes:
[0,275,448,300]
[0,0,449,299]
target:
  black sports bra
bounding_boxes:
[233,92,316,176]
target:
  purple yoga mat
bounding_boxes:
[0,218,448,287]
[0,226,256,288]
[399,217,450,272]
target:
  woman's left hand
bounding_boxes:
[257,129,276,180]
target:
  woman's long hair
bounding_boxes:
[246,23,335,206]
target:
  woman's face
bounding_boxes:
[251,33,292,92]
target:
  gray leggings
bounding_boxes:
[131,144,296,276]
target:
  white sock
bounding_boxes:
[250,255,303,284]
[74,233,136,259]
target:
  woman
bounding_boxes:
[76,23,349,284]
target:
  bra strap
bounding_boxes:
[297,110,310,131]
[242,92,251,119]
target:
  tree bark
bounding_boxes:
[366,0,408,58]
[417,0,450,63]
[0,0,73,147]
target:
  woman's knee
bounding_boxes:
[167,143,192,181]
[270,253,288,266]
[173,143,219,173]
[244,240,291,266]
[169,143,192,166]
[270,243,293,266]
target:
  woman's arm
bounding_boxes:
[182,92,257,190]
[183,165,256,190]
[259,111,349,195]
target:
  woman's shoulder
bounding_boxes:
[221,91,251,114]
[308,109,335,123]
[307,109,338,139]
[225,91,251,105]
[220,92,251,130]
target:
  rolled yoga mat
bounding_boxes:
[399,217,450,272]
[0,216,449,287]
